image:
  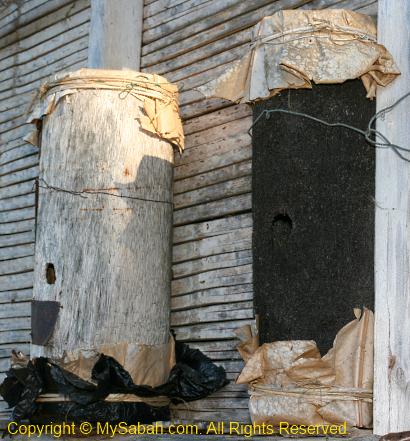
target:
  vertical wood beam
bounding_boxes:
[88,0,143,70]
[374,0,410,434]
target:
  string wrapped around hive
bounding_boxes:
[199,9,400,102]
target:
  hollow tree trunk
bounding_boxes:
[31,87,174,358]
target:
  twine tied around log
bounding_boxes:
[25,69,184,152]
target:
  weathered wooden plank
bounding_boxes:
[174,176,251,210]
[180,97,232,121]
[0,317,30,333]
[170,408,251,423]
[356,3,378,15]
[173,227,252,262]
[0,113,29,134]
[171,284,253,310]
[201,350,243,361]
[172,264,252,296]
[183,104,250,135]
[144,0,212,29]
[173,193,251,226]
[374,0,410,434]
[0,272,33,291]
[0,194,35,213]
[141,0,309,67]
[0,8,90,66]
[0,0,90,50]
[144,0,195,18]
[301,0,377,9]
[0,302,31,319]
[0,330,31,344]
[12,49,87,90]
[0,22,90,72]
[142,27,250,74]
[173,397,249,412]
[0,289,32,304]
[330,0,378,10]
[0,256,34,276]
[171,408,251,423]
[0,94,31,121]
[0,58,87,109]
[0,2,17,20]
[164,42,248,84]
[0,165,39,188]
[0,8,20,41]
[0,138,24,156]
[0,145,38,166]
[173,318,254,341]
[209,384,248,397]
[142,0,305,57]
[0,231,34,248]
[0,243,35,261]
[0,219,34,235]
[173,213,252,244]
[0,181,35,200]
[176,129,250,167]
[5,0,77,32]
[0,124,30,147]
[184,117,252,154]
[188,339,242,352]
[0,207,35,224]
[143,0,251,44]
[171,301,253,326]
[0,39,88,90]
[175,159,252,193]
[173,250,252,279]
[0,152,36,172]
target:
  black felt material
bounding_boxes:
[252,81,375,354]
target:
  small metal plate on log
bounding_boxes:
[31,300,60,345]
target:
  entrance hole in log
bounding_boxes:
[46,263,56,285]
[271,213,293,240]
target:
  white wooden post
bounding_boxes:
[374,0,410,434]
[88,0,143,70]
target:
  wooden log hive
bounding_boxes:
[29,69,182,359]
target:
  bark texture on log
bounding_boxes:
[31,89,174,358]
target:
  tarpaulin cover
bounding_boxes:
[236,308,374,428]
[25,69,184,152]
[0,342,227,423]
[58,338,176,395]
[199,10,400,102]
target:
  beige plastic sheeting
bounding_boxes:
[25,69,184,152]
[38,337,176,404]
[199,10,400,102]
[236,308,374,428]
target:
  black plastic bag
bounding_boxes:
[0,341,228,423]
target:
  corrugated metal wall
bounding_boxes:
[140,0,377,422]
[0,0,91,419]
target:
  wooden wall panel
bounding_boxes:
[0,0,91,421]
[141,0,378,423]
[0,0,379,425]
